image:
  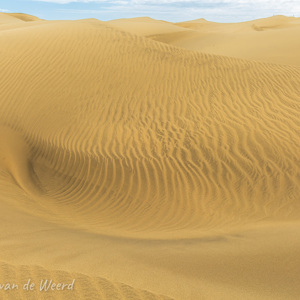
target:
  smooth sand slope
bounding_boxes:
[109,15,300,66]
[0,12,300,299]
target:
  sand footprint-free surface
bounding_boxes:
[0,12,299,299]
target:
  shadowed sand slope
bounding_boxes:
[0,13,300,299]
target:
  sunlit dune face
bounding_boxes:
[0,12,299,300]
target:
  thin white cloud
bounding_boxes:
[33,0,300,12]
[34,0,300,22]
[37,0,108,2]
[35,0,300,3]
[0,8,10,12]
[33,0,300,13]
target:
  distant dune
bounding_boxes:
[6,13,42,22]
[110,15,300,66]
[0,12,299,300]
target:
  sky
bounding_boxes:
[0,0,300,22]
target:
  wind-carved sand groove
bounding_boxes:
[0,261,172,300]
[0,126,41,196]
[0,18,300,237]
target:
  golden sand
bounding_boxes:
[0,12,299,299]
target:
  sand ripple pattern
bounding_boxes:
[0,261,172,300]
[0,19,299,237]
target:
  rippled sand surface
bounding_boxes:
[0,12,299,299]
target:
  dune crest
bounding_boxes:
[7,13,41,22]
[115,15,300,66]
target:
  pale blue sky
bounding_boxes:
[1,0,299,22]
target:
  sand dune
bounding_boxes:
[0,13,299,299]
[0,13,40,23]
[107,17,188,37]
[113,15,300,66]
[6,13,41,22]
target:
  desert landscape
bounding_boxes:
[0,12,299,299]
